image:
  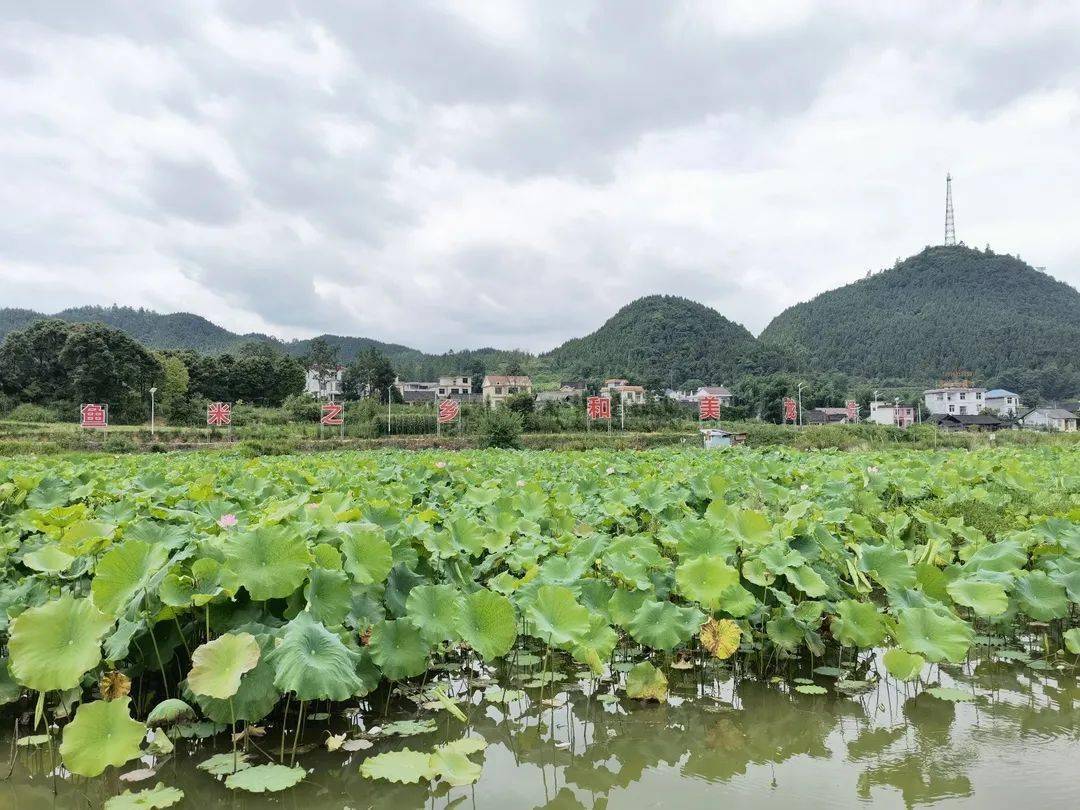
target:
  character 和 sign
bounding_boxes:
[845,400,858,422]
[207,402,232,427]
[783,397,798,422]
[320,402,344,426]
[80,403,108,428]
[586,396,611,420]
[437,399,460,424]
[699,395,720,420]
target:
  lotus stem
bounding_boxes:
[147,624,170,699]
[290,700,305,765]
[279,692,291,762]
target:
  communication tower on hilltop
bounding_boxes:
[944,173,956,246]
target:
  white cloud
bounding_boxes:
[1,1,1078,352]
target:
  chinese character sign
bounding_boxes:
[80,403,107,428]
[437,399,460,424]
[586,396,611,420]
[207,402,232,427]
[782,397,797,423]
[320,402,344,426]
[845,400,858,422]
[699,395,720,421]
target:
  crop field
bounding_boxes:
[0,446,1078,805]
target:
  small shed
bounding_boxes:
[701,428,746,449]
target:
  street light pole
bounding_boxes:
[149,387,158,436]
[797,382,805,427]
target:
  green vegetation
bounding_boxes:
[760,246,1080,399]
[0,445,1078,800]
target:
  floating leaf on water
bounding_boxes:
[146,699,196,727]
[793,677,814,685]
[925,686,974,702]
[103,782,184,810]
[699,618,741,660]
[381,719,438,737]
[9,594,111,692]
[624,662,668,701]
[187,633,260,700]
[596,692,619,704]
[360,749,434,783]
[835,679,870,692]
[995,649,1031,661]
[326,733,346,752]
[147,728,174,756]
[813,666,844,678]
[511,652,542,666]
[429,748,482,786]
[484,686,526,703]
[341,738,374,752]
[60,698,146,777]
[119,767,158,782]
[794,684,827,695]
[225,763,306,793]
[197,752,252,776]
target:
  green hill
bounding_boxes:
[542,295,757,387]
[759,246,1080,391]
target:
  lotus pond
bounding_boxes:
[0,446,1078,808]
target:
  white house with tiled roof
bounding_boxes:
[482,375,532,407]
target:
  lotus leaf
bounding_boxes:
[91,539,170,616]
[628,601,705,650]
[925,686,973,702]
[946,578,1009,618]
[225,763,306,793]
[268,612,366,700]
[187,632,260,699]
[9,593,111,691]
[675,556,739,609]
[406,584,465,643]
[527,585,591,645]
[1012,571,1068,621]
[304,566,352,626]
[360,749,435,783]
[341,525,394,585]
[103,783,184,810]
[699,617,741,659]
[60,698,146,777]
[895,607,973,663]
[368,618,430,680]
[198,751,252,775]
[831,600,889,648]
[624,661,668,701]
[224,526,311,600]
[883,648,925,680]
[460,589,517,660]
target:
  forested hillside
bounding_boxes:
[760,246,1080,397]
[543,295,757,388]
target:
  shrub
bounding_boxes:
[5,403,58,423]
[282,394,321,422]
[477,408,523,449]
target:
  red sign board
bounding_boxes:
[586,396,611,420]
[207,402,232,427]
[80,403,107,428]
[699,395,720,420]
[845,400,858,422]
[782,397,798,423]
[437,399,460,424]
[320,402,344,426]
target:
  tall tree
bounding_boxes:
[342,348,396,403]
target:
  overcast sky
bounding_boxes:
[2,2,1079,352]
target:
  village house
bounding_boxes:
[394,377,438,403]
[923,385,985,416]
[437,375,472,397]
[602,384,647,407]
[482,375,532,407]
[305,366,344,399]
[868,401,916,427]
[536,383,586,406]
[804,407,851,425]
[983,389,1021,416]
[665,385,733,406]
[929,412,1010,432]
[1020,408,1078,432]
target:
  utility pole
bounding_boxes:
[149,387,157,436]
[944,173,956,246]
[797,382,805,427]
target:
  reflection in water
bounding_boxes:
[2,649,1078,809]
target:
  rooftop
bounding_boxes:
[984,389,1018,399]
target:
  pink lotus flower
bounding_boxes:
[217,514,238,528]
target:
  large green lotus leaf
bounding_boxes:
[303,567,352,627]
[742,558,775,587]
[430,747,483,786]
[627,601,705,651]
[267,612,365,700]
[406,584,465,643]
[1012,571,1068,621]
[60,698,145,777]
[831,600,889,648]
[460,589,517,660]
[675,556,739,609]
[786,565,829,598]
[859,544,916,591]
[103,782,184,810]
[883,648,925,680]
[669,519,736,560]
[341,525,394,585]
[160,558,239,608]
[607,589,650,626]
[9,594,111,691]
[225,763,306,793]
[733,509,773,547]
[527,585,590,645]
[765,614,803,651]
[92,539,170,616]
[22,545,75,574]
[946,578,1009,618]
[190,634,282,723]
[625,661,668,701]
[225,526,312,600]
[963,540,1027,574]
[717,583,759,617]
[60,520,116,555]
[895,607,974,663]
[0,658,22,705]
[360,749,434,783]
[145,699,195,727]
[187,633,260,699]
[368,618,430,680]
[758,543,804,574]
[571,615,618,674]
